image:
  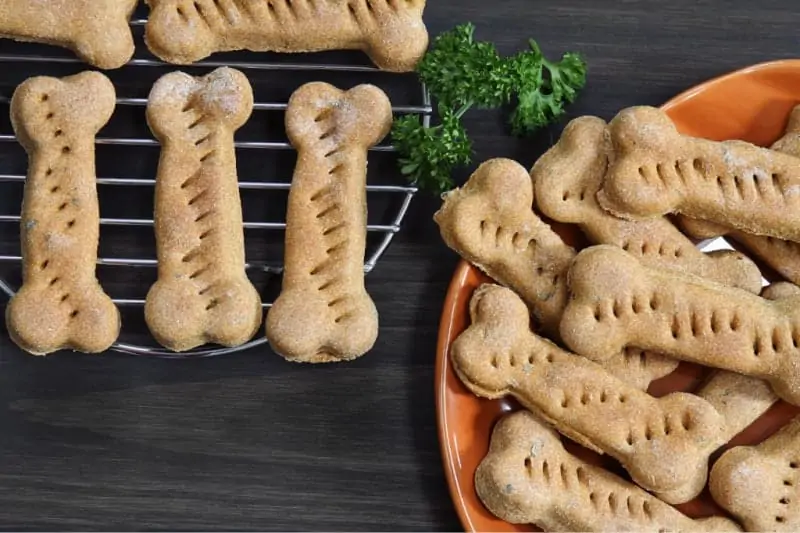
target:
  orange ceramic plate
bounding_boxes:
[436,59,800,532]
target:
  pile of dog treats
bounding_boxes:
[437,105,800,532]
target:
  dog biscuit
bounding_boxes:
[145,0,428,72]
[560,245,800,405]
[452,283,726,496]
[597,106,800,242]
[266,82,390,363]
[6,72,120,355]
[145,67,262,352]
[0,1,137,69]
[678,116,800,284]
[532,115,762,294]
[476,411,742,532]
[435,158,677,389]
[710,414,800,531]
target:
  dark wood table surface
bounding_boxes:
[0,1,798,530]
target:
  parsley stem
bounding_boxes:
[454,101,474,120]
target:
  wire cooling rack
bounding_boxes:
[0,17,432,358]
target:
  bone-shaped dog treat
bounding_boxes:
[144,67,262,352]
[435,158,677,389]
[0,1,137,69]
[710,414,800,531]
[266,82,390,363]
[452,283,726,496]
[144,0,428,72]
[597,105,800,242]
[532,115,762,294]
[476,411,742,532]
[5,72,121,355]
[678,116,800,285]
[561,245,800,405]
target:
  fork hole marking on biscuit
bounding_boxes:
[69,309,79,319]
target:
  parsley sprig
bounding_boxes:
[392,23,587,193]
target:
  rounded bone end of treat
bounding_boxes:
[203,278,263,349]
[559,245,640,360]
[341,84,393,145]
[471,158,535,212]
[609,105,678,150]
[475,412,559,527]
[144,280,210,352]
[531,116,608,223]
[266,288,378,364]
[6,288,71,356]
[697,516,745,532]
[144,2,216,65]
[762,281,800,300]
[709,447,772,531]
[363,8,429,72]
[66,289,121,354]
[194,68,254,128]
[11,71,116,145]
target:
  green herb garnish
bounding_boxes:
[392,23,588,193]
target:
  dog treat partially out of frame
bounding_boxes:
[679,113,800,285]
[452,284,726,497]
[532,115,762,294]
[476,411,742,532]
[145,67,263,352]
[560,245,800,405]
[144,0,428,72]
[0,1,138,69]
[435,158,678,389]
[266,82,391,363]
[6,72,120,355]
[597,105,800,242]
[710,414,800,531]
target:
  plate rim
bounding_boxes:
[434,57,800,532]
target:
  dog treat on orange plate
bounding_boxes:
[560,245,800,405]
[5,72,121,355]
[597,105,800,242]
[144,0,428,72]
[709,414,800,531]
[266,82,391,363]
[0,1,138,69]
[678,115,800,285]
[452,283,726,498]
[532,115,762,294]
[145,67,263,352]
[476,410,742,532]
[435,158,677,389]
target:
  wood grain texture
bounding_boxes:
[0,0,798,530]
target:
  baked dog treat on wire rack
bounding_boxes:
[144,0,429,72]
[266,82,392,363]
[5,72,121,355]
[144,67,263,353]
[0,0,138,69]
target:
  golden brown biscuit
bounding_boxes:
[0,1,138,69]
[532,115,762,294]
[477,411,742,532]
[435,158,677,389]
[144,0,428,72]
[710,414,800,531]
[598,106,800,242]
[6,72,120,355]
[145,67,263,352]
[266,82,391,363]
[678,114,800,285]
[452,283,726,497]
[560,245,800,405]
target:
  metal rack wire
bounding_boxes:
[0,18,432,358]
